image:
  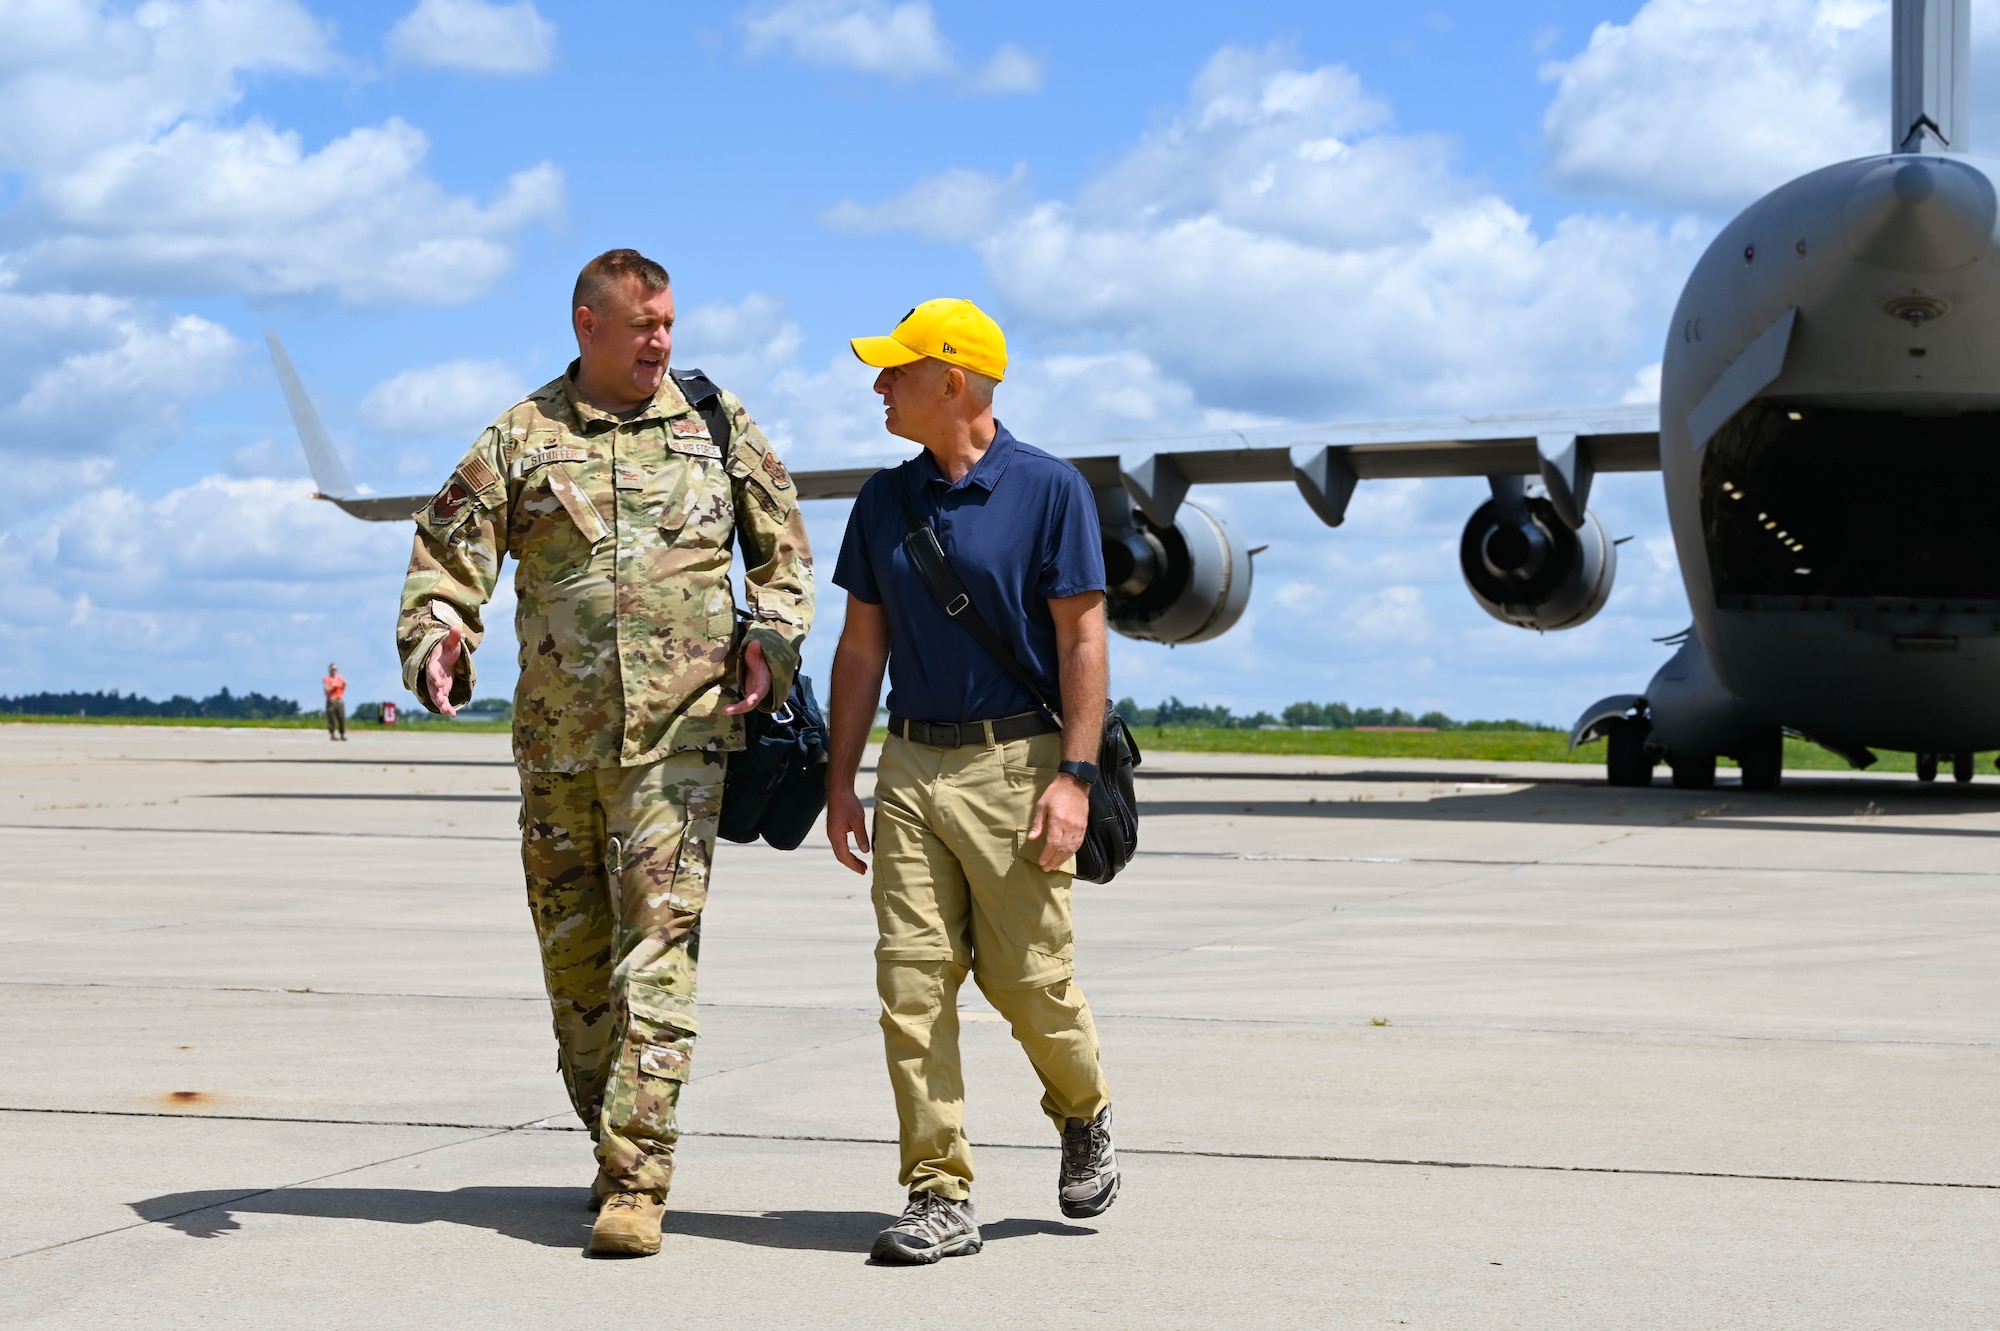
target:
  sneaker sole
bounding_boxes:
[1059,1172,1120,1219]
[869,1231,984,1265]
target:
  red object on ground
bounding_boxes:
[381,701,398,726]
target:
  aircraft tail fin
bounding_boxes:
[265,330,357,499]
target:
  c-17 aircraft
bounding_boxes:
[277,0,1995,793]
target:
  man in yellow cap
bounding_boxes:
[824,298,1120,1265]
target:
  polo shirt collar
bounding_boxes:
[917,422,1019,494]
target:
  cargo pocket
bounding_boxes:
[618,976,698,1143]
[1002,828,1077,965]
[630,1031,694,1139]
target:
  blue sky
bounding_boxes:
[0,0,1969,722]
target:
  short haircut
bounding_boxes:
[572,248,670,315]
[958,366,999,408]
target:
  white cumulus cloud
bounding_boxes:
[16,118,564,305]
[821,165,1030,244]
[386,0,557,75]
[0,474,477,705]
[839,43,1704,421]
[0,1,567,306]
[0,0,331,174]
[741,0,1042,94]
[361,358,527,440]
[0,287,241,518]
[1541,0,2000,216]
[970,42,1044,95]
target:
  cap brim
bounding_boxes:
[850,335,926,369]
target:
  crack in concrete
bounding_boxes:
[2,1104,1990,1230]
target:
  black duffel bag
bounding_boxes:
[719,671,829,851]
[891,480,1140,883]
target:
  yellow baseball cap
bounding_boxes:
[851,298,1007,382]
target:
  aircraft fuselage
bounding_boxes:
[1660,150,2000,756]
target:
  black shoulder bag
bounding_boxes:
[890,475,1140,883]
[673,367,830,852]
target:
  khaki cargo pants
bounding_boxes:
[519,752,724,1196]
[872,727,1112,1201]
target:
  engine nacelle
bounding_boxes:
[1102,500,1253,644]
[1459,491,1616,631]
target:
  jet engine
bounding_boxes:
[1101,500,1254,644]
[1458,477,1616,631]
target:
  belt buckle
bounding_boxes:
[937,721,962,747]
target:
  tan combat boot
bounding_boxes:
[587,1191,665,1256]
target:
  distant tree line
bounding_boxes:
[1114,695,1558,732]
[0,688,301,720]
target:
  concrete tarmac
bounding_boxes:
[1,723,1996,1328]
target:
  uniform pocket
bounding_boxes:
[622,1029,693,1140]
[637,1038,692,1083]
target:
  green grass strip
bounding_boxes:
[0,714,512,734]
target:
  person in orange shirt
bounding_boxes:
[322,664,347,741]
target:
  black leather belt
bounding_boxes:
[888,711,1058,748]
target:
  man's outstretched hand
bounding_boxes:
[722,638,771,716]
[425,628,463,717]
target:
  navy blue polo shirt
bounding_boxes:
[832,423,1105,724]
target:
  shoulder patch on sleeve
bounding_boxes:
[760,452,792,490]
[457,453,501,496]
[428,478,473,526]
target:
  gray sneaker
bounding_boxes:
[1060,1105,1120,1218]
[870,1192,982,1264]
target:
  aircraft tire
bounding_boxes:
[1954,751,1975,784]
[1738,729,1784,792]
[1669,753,1715,790]
[1606,719,1654,787]
[1917,754,1939,783]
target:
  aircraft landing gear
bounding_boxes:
[1917,753,1939,783]
[1669,752,1716,789]
[1606,718,1655,787]
[1955,751,1976,783]
[1738,728,1784,791]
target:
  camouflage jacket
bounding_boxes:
[395,365,814,773]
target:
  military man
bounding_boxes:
[395,248,813,1257]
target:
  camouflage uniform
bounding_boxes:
[395,364,813,1196]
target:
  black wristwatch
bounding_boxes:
[1058,759,1100,788]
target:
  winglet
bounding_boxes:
[265,330,357,500]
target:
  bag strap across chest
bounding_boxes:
[889,470,1062,728]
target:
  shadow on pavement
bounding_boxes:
[1138,778,2000,834]
[131,1188,1088,1253]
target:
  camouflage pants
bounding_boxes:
[519,752,725,1196]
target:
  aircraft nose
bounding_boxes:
[1844,155,1999,272]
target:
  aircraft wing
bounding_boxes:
[266,329,435,523]
[320,494,429,522]
[789,404,1660,528]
